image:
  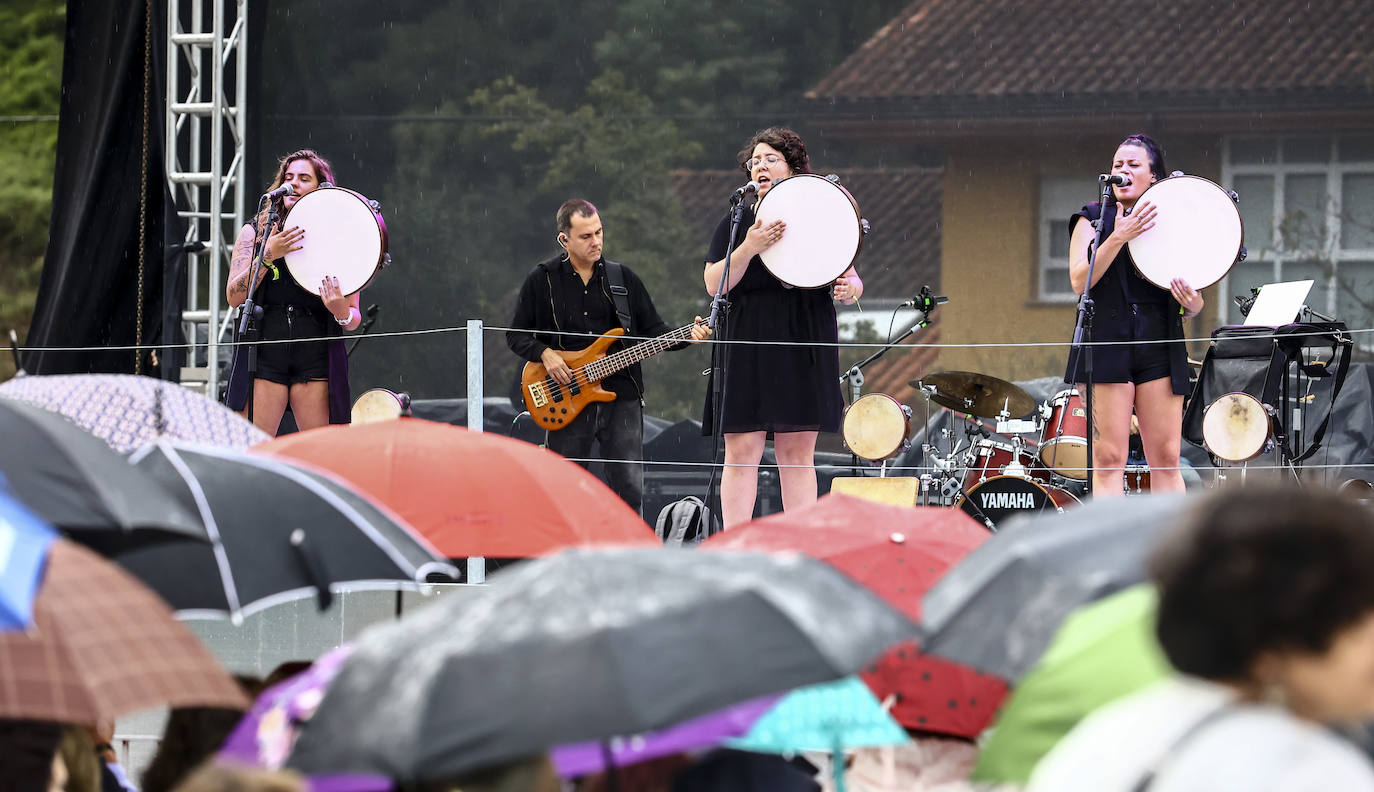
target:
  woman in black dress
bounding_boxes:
[1065,134,1202,495]
[703,128,861,527]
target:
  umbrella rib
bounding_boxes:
[159,443,243,614]
[199,446,427,579]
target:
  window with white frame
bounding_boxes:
[1038,176,1095,302]
[1221,136,1374,332]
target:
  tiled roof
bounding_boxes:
[810,0,1374,109]
[669,167,944,400]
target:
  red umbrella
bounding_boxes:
[251,418,659,558]
[702,493,1008,737]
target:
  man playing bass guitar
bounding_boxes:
[507,199,711,518]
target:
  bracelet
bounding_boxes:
[335,312,352,326]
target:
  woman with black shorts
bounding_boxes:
[225,149,360,435]
[1064,134,1203,495]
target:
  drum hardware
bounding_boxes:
[754,173,864,288]
[1128,174,1244,291]
[913,371,1037,419]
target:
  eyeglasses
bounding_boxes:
[746,154,785,171]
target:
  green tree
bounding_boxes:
[0,0,63,380]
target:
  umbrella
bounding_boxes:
[286,546,919,783]
[919,492,1190,680]
[122,441,459,619]
[0,373,269,452]
[972,585,1169,784]
[252,418,659,557]
[728,676,909,792]
[0,490,57,630]
[704,494,1008,737]
[0,398,205,552]
[0,538,248,724]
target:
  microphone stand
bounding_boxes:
[701,188,750,534]
[1068,177,1114,497]
[346,304,381,357]
[236,193,280,424]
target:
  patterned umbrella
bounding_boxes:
[0,538,248,724]
[0,373,268,453]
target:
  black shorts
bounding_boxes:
[255,305,332,385]
[1066,303,1179,388]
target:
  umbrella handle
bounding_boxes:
[290,529,334,611]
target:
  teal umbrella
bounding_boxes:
[972,585,1171,784]
[728,676,908,792]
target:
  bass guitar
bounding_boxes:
[520,323,700,430]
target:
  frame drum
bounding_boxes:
[284,187,389,296]
[1202,392,1271,462]
[1127,175,1243,290]
[351,388,411,424]
[754,174,863,288]
[842,393,910,461]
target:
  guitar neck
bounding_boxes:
[581,324,697,383]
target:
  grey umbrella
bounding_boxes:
[918,493,1192,681]
[123,441,459,620]
[286,546,918,783]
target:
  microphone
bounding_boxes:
[732,181,760,198]
[1099,173,1132,186]
[265,183,296,200]
[900,286,949,310]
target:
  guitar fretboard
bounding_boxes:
[581,324,697,383]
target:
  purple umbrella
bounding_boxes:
[550,693,783,778]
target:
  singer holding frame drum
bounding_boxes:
[1064,134,1203,495]
[225,149,361,435]
[702,127,862,528]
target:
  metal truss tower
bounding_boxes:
[165,0,247,396]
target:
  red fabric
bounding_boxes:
[252,418,659,558]
[703,494,1008,737]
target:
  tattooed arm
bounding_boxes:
[226,224,261,308]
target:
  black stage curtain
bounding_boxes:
[26,0,185,376]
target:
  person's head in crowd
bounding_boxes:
[0,719,65,792]
[142,676,263,792]
[1151,485,1374,724]
[56,726,101,792]
[415,754,561,792]
[169,762,305,792]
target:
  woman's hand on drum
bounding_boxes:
[266,224,304,260]
[1170,277,1204,318]
[319,276,350,319]
[742,218,785,258]
[832,275,861,305]
[1110,200,1156,243]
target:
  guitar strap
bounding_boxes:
[603,259,634,336]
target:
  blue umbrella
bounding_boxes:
[727,676,909,792]
[0,487,57,630]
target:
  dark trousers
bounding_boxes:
[545,397,644,517]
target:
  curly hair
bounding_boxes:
[1118,133,1168,183]
[253,149,336,233]
[737,127,811,176]
[1150,486,1374,681]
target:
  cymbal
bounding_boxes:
[910,370,1037,419]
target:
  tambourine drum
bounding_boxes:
[956,476,1078,532]
[1127,175,1243,290]
[284,187,389,296]
[842,393,911,461]
[754,174,863,288]
[351,388,411,424]
[1038,389,1089,480]
[1202,392,1271,462]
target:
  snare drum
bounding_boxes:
[284,187,390,296]
[1202,392,1272,462]
[1038,389,1089,480]
[1124,465,1152,495]
[754,174,863,288]
[842,393,911,461]
[351,388,411,424]
[956,476,1079,532]
[1128,175,1243,291]
[962,438,1036,490]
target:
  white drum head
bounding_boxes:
[351,388,407,424]
[842,393,909,461]
[755,174,862,288]
[1202,392,1270,462]
[1128,175,1243,290]
[283,187,383,296]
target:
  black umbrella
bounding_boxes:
[0,397,204,552]
[286,546,918,783]
[918,492,1192,680]
[122,441,459,620]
